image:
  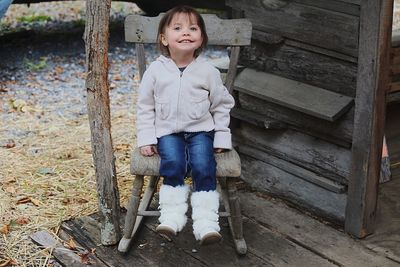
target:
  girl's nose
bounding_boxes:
[183,28,190,36]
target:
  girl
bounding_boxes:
[136,5,235,245]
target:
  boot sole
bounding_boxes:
[156,225,176,241]
[200,231,222,246]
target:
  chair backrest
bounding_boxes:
[124,13,252,93]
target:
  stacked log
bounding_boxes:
[227,0,361,223]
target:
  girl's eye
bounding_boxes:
[190,27,198,31]
[174,26,181,31]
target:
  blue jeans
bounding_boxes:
[157,131,217,192]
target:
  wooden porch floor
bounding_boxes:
[33,103,400,266]
[43,184,398,267]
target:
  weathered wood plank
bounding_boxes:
[239,144,347,193]
[234,68,354,121]
[239,40,358,96]
[239,192,400,267]
[285,39,358,63]
[31,230,106,267]
[239,154,347,222]
[235,122,351,183]
[363,171,400,262]
[237,219,337,267]
[238,93,353,147]
[292,0,360,16]
[62,215,205,266]
[144,219,272,266]
[145,214,336,266]
[345,0,393,237]
[125,14,252,46]
[226,0,359,56]
[84,0,121,245]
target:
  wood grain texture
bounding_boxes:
[235,122,351,183]
[239,153,347,222]
[345,0,393,237]
[125,14,252,46]
[84,0,121,245]
[237,93,354,147]
[226,0,359,56]
[130,147,241,177]
[239,40,358,96]
[234,68,354,121]
[238,144,347,193]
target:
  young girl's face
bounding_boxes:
[161,12,203,59]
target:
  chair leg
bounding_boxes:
[118,175,159,253]
[226,177,247,255]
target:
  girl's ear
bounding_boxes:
[160,34,168,46]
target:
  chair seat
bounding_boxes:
[130,147,241,177]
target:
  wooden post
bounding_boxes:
[345,0,393,237]
[84,0,121,245]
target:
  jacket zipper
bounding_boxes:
[176,70,183,132]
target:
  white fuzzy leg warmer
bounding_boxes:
[191,190,220,240]
[158,184,190,232]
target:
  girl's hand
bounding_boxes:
[214,148,225,153]
[140,145,158,156]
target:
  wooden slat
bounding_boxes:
[226,0,359,56]
[238,94,353,147]
[125,14,252,46]
[239,144,347,193]
[240,41,358,96]
[235,123,351,183]
[234,68,354,121]
[239,153,347,222]
[345,0,393,238]
[292,0,360,16]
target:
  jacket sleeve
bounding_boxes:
[208,67,235,149]
[136,64,157,147]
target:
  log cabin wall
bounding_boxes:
[226,0,362,223]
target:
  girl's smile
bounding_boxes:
[161,12,203,65]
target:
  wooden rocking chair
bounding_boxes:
[118,13,252,255]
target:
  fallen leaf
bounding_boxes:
[16,196,41,206]
[2,139,15,149]
[29,197,41,206]
[78,251,91,265]
[112,74,122,81]
[16,196,31,205]
[0,224,10,234]
[76,198,89,204]
[62,198,71,205]
[4,185,16,194]
[0,258,18,266]
[15,216,29,225]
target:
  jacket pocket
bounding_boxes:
[188,95,210,120]
[155,96,170,120]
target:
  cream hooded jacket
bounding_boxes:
[136,55,235,149]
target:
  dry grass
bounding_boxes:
[0,104,137,266]
[1,2,142,265]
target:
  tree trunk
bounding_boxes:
[84,0,121,245]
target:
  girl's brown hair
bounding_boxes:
[157,6,208,57]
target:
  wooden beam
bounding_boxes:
[345,0,393,237]
[84,0,121,245]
